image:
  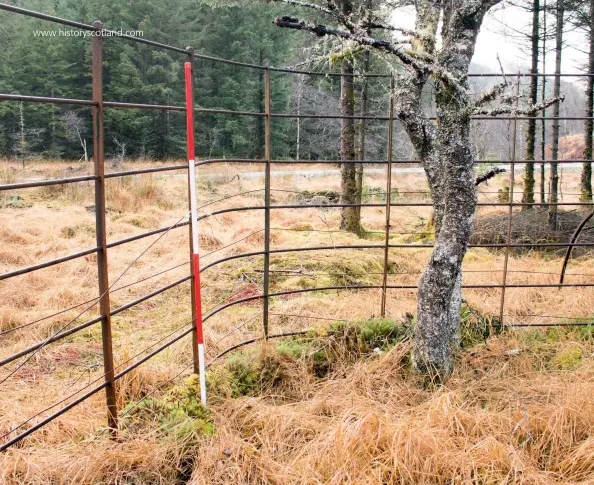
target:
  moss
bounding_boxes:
[550,345,583,370]
[329,317,410,354]
[123,375,214,439]
[459,303,502,348]
[208,318,411,398]
[275,339,312,360]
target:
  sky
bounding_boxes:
[391,1,588,81]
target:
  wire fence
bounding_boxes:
[1,2,594,452]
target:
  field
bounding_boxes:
[0,159,593,484]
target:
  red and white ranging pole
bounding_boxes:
[184,61,206,405]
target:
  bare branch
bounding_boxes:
[472,80,509,107]
[472,96,565,116]
[272,0,358,31]
[272,16,464,92]
[475,167,506,186]
[360,21,418,38]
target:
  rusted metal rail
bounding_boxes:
[0,1,593,453]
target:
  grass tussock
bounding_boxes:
[0,322,593,484]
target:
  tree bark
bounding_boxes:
[338,0,360,234]
[541,0,548,207]
[271,0,557,378]
[548,0,564,229]
[581,0,594,202]
[356,47,371,225]
[523,0,540,209]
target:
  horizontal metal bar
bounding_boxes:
[206,330,310,366]
[0,175,97,191]
[0,277,190,367]
[105,164,187,178]
[195,158,263,167]
[200,251,265,273]
[1,3,592,80]
[0,248,99,281]
[0,93,96,106]
[0,3,96,30]
[270,159,593,165]
[196,107,266,117]
[201,283,594,326]
[466,72,594,78]
[0,315,103,367]
[103,100,184,112]
[5,92,594,124]
[104,100,266,117]
[109,31,187,54]
[113,327,193,380]
[272,112,594,121]
[0,324,194,451]
[0,4,188,55]
[110,276,191,316]
[0,381,108,452]
[106,222,189,249]
[0,157,588,193]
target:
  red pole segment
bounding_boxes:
[184,61,206,404]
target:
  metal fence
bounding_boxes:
[1,2,593,452]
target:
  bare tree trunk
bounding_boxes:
[541,0,548,207]
[581,0,594,202]
[548,0,564,229]
[356,48,371,225]
[339,0,360,234]
[523,0,540,209]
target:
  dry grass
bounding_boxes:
[0,159,593,484]
[0,329,592,484]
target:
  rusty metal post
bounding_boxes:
[92,20,118,431]
[184,48,202,379]
[263,68,272,338]
[498,74,521,324]
[381,75,395,318]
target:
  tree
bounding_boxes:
[523,0,541,209]
[568,0,594,201]
[549,0,564,228]
[337,0,361,234]
[271,0,562,376]
[581,0,594,202]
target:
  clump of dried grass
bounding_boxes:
[471,209,594,255]
[187,331,594,485]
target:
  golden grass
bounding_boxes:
[0,160,593,484]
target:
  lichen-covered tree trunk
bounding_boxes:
[338,0,360,234]
[581,0,594,202]
[548,0,564,229]
[272,0,558,377]
[339,54,359,233]
[523,0,540,210]
[355,47,371,225]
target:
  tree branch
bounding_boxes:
[475,167,506,186]
[472,96,565,116]
[272,16,464,92]
[472,80,510,107]
[360,21,418,38]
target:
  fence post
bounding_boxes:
[381,75,395,318]
[92,20,118,431]
[498,73,521,325]
[184,50,206,405]
[263,67,272,339]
